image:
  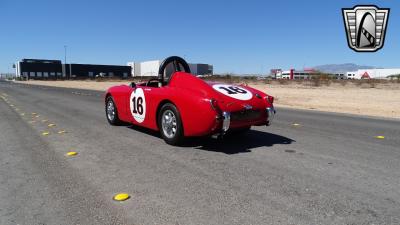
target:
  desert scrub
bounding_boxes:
[277,79,289,85]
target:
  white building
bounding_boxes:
[127,60,160,77]
[334,73,346,79]
[346,71,357,79]
[276,69,315,79]
[127,60,213,77]
[139,60,161,77]
[346,68,400,79]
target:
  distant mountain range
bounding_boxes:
[312,63,376,74]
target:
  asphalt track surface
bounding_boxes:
[0,80,399,225]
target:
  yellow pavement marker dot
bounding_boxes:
[35,115,40,118]
[31,113,37,115]
[113,193,130,201]
[20,113,25,116]
[375,136,385,139]
[48,123,56,127]
[57,130,66,134]
[42,131,50,136]
[66,151,78,157]
[292,123,301,127]
[10,104,14,107]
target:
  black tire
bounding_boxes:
[105,96,121,125]
[158,103,184,145]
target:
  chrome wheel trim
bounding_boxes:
[107,100,115,121]
[161,109,177,139]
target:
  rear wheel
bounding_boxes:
[158,103,184,145]
[105,96,121,125]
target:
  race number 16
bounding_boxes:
[219,86,247,95]
[132,97,143,115]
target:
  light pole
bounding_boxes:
[64,45,72,79]
[63,45,67,79]
[64,45,67,66]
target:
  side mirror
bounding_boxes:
[130,82,136,88]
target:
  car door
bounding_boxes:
[127,85,165,130]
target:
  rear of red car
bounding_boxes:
[169,73,275,137]
[209,85,275,134]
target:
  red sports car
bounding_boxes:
[105,56,275,145]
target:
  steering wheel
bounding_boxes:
[158,56,191,85]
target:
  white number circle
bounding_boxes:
[213,84,253,100]
[130,88,146,123]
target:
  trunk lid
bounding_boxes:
[204,81,268,112]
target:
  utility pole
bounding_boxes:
[64,45,67,79]
[68,46,72,79]
[69,61,72,79]
[64,45,67,66]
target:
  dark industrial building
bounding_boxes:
[16,59,131,79]
[65,63,131,79]
[16,59,63,79]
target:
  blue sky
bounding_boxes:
[0,0,399,74]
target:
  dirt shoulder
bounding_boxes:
[251,82,400,119]
[14,80,129,91]
[14,80,400,119]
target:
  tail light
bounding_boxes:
[266,95,274,104]
[210,98,219,111]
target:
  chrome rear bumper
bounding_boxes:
[266,107,276,125]
[215,107,274,138]
[222,112,230,132]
